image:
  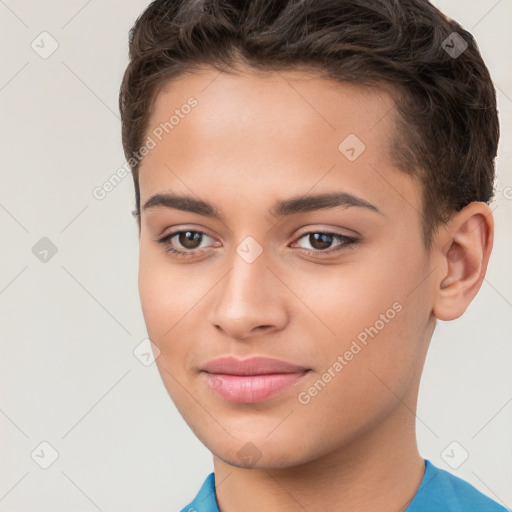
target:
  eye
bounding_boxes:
[156,230,217,257]
[156,229,358,258]
[292,230,358,255]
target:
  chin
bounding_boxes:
[214,446,308,470]
[205,430,329,471]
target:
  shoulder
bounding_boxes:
[406,460,509,512]
[179,472,219,512]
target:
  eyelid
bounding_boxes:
[156,226,359,260]
[157,223,215,239]
[293,224,360,239]
[158,229,218,247]
[290,229,358,253]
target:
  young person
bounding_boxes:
[119,1,506,510]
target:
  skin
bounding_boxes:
[136,66,493,512]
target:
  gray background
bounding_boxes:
[0,1,511,510]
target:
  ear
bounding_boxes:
[432,202,494,321]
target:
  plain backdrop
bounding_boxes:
[0,1,511,511]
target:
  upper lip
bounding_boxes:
[201,356,309,376]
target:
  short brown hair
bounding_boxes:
[119,0,499,250]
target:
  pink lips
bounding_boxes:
[201,356,310,403]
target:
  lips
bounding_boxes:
[200,356,309,375]
[200,356,310,403]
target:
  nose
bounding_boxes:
[207,249,289,341]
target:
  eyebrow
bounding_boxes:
[142,191,382,218]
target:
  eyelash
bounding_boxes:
[156,229,358,258]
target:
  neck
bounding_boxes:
[213,397,425,512]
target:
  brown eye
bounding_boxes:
[156,230,216,256]
[308,233,334,250]
[293,231,358,255]
[178,231,203,249]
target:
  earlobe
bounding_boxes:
[432,202,494,321]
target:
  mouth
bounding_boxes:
[200,356,311,403]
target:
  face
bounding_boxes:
[137,67,436,469]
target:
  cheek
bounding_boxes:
[308,260,409,344]
[138,254,172,341]
[138,249,200,402]
[138,245,204,341]
[308,240,429,391]
[294,303,423,445]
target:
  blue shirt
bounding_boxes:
[179,459,509,512]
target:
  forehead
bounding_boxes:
[139,67,419,220]
[147,67,397,149]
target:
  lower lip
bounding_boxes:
[202,371,309,403]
